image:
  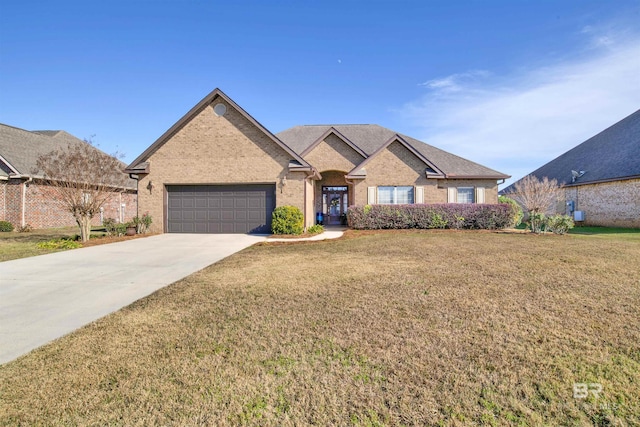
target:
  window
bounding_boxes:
[377,186,414,204]
[457,187,474,204]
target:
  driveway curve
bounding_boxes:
[0,234,265,364]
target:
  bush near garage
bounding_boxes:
[347,204,512,230]
[271,206,304,235]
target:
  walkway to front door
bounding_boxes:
[322,186,348,225]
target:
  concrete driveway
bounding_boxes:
[0,233,265,364]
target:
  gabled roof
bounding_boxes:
[125,88,312,173]
[503,109,640,192]
[299,126,368,159]
[0,123,135,188]
[277,124,509,179]
[346,134,445,179]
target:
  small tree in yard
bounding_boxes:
[507,175,561,233]
[35,141,129,242]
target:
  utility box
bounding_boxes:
[574,211,585,221]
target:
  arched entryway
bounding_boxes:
[317,170,351,225]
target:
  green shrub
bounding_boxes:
[499,195,523,227]
[272,206,304,235]
[0,221,14,232]
[133,212,153,234]
[307,224,324,234]
[37,238,82,250]
[528,212,546,234]
[430,212,448,229]
[546,214,574,235]
[103,218,127,236]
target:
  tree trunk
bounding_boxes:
[76,215,92,243]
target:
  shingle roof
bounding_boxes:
[277,124,509,179]
[0,123,135,189]
[503,109,640,192]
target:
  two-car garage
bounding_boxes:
[166,184,276,234]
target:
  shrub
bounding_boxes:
[0,221,14,232]
[133,212,153,234]
[546,214,574,235]
[347,204,512,230]
[103,218,126,237]
[37,238,82,250]
[498,195,523,227]
[307,224,324,234]
[272,206,304,235]
[528,212,546,234]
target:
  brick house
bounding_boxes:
[502,109,640,228]
[125,88,510,234]
[0,124,137,229]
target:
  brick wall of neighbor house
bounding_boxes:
[3,180,22,227]
[98,191,138,225]
[21,182,137,229]
[563,178,640,227]
[136,99,306,233]
[303,134,364,173]
[0,181,6,222]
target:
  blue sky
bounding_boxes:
[1,1,639,187]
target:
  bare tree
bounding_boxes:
[35,140,129,242]
[507,175,561,233]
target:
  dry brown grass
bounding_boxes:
[1,230,639,426]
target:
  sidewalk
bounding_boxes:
[267,227,346,242]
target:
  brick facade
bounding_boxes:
[136,99,307,233]
[0,178,137,229]
[303,134,366,214]
[352,141,499,205]
[130,91,505,234]
[303,134,364,173]
[562,178,640,228]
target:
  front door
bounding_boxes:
[322,186,348,225]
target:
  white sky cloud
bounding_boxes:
[398,31,640,188]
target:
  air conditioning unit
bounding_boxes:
[574,211,585,221]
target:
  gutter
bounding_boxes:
[22,175,33,227]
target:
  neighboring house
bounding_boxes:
[0,124,137,229]
[125,88,509,234]
[502,109,640,228]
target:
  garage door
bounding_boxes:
[167,184,275,233]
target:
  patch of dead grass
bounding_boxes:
[1,230,639,426]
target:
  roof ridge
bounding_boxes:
[0,123,37,133]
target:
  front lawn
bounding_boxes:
[0,227,150,262]
[0,227,83,261]
[1,230,638,425]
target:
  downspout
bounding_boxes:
[22,175,33,227]
[304,173,315,230]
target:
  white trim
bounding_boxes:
[447,187,456,203]
[367,186,376,204]
[476,187,485,204]
[415,186,424,204]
